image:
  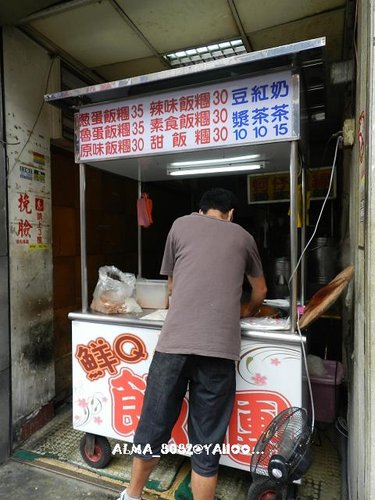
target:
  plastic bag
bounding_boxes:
[90,266,141,314]
[137,192,153,228]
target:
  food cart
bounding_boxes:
[45,37,326,472]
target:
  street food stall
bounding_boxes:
[45,38,327,472]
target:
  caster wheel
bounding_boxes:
[248,478,285,500]
[79,433,112,468]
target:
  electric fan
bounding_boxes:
[248,407,312,500]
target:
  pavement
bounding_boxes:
[0,404,344,500]
[0,458,120,499]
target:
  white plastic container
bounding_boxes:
[135,279,169,309]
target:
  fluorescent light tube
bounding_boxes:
[169,154,260,168]
[168,163,263,176]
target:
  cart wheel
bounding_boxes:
[79,434,112,468]
[247,478,285,500]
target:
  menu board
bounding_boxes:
[247,167,336,204]
[75,70,299,162]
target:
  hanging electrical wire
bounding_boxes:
[288,133,343,288]
[6,55,57,177]
[289,132,343,432]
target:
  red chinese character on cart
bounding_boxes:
[195,92,210,109]
[91,111,103,125]
[150,100,164,116]
[92,126,104,140]
[165,116,178,131]
[179,95,194,111]
[180,113,194,129]
[104,109,116,123]
[151,135,164,150]
[117,106,129,121]
[18,193,32,214]
[79,113,90,127]
[104,125,117,139]
[225,390,290,466]
[81,144,92,158]
[164,98,178,113]
[172,132,187,148]
[151,118,164,133]
[106,141,118,155]
[117,122,130,137]
[110,368,147,436]
[75,337,120,381]
[80,128,91,142]
[93,143,105,156]
[118,139,131,154]
[195,110,210,127]
[195,128,210,144]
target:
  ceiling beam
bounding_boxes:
[226,0,252,52]
[16,0,100,25]
[109,0,171,70]
[18,25,105,84]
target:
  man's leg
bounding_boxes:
[188,356,236,499]
[127,456,160,498]
[191,470,218,500]
[118,352,189,500]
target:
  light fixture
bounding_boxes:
[169,154,260,168]
[164,38,247,67]
[167,162,264,176]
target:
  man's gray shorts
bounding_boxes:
[133,351,236,477]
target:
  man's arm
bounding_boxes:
[167,275,173,295]
[240,274,267,318]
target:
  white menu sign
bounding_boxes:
[75,70,299,162]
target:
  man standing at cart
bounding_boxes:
[118,187,267,500]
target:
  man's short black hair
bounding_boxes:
[199,188,238,214]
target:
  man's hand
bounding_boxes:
[241,275,267,318]
[240,303,259,318]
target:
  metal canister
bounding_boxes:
[268,257,290,299]
[307,237,337,297]
[308,237,337,283]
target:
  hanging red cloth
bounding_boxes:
[137,192,153,228]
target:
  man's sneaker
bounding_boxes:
[116,490,143,500]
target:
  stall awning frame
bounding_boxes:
[45,38,325,333]
[45,37,325,111]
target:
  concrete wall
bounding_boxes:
[348,0,374,497]
[3,27,58,440]
[364,3,375,496]
[0,29,11,463]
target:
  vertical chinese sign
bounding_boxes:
[10,151,50,250]
[75,70,299,163]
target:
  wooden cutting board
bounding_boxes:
[298,265,354,330]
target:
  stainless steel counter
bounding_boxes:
[69,310,303,345]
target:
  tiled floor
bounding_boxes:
[297,424,343,500]
[13,405,343,499]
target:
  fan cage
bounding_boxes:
[250,407,311,478]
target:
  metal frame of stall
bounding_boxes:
[46,37,325,331]
[80,143,299,326]
[44,38,326,475]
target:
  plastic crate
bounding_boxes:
[310,360,344,423]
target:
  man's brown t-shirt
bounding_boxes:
[157,213,264,360]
